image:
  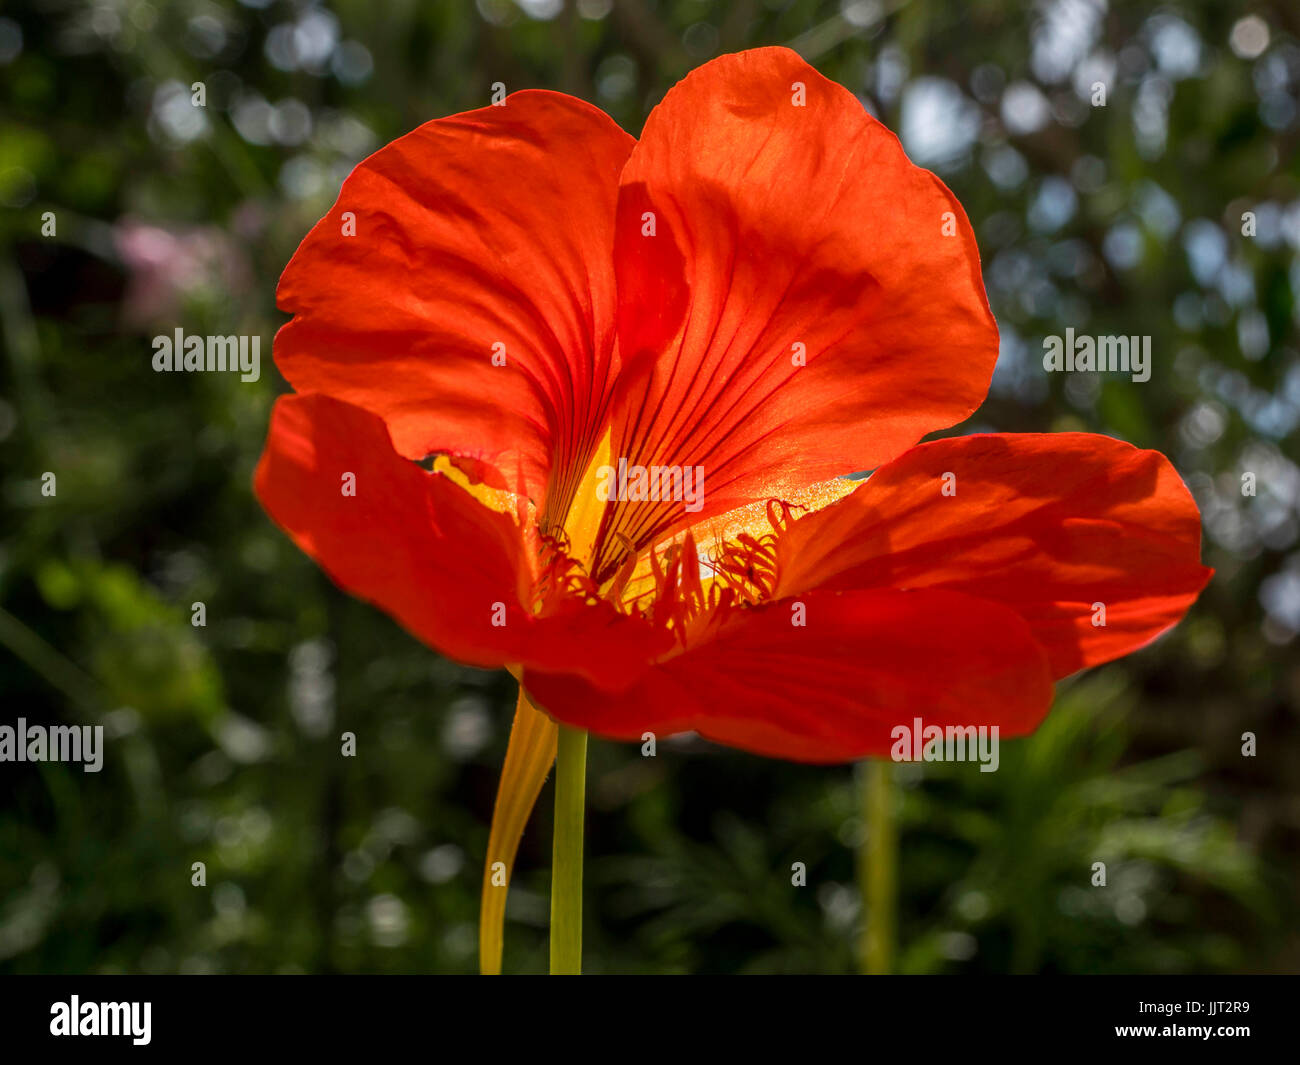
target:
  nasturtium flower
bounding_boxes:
[254,47,1211,972]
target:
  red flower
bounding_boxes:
[254,47,1210,967]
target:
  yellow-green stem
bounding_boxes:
[550,725,588,974]
[859,757,896,975]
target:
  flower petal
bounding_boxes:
[254,393,664,685]
[522,588,1053,763]
[274,91,635,511]
[592,46,997,578]
[773,433,1213,677]
[480,686,556,976]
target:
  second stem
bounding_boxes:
[550,724,588,975]
[860,757,897,975]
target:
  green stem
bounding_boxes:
[859,757,896,975]
[550,725,588,974]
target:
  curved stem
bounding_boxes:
[550,725,588,974]
[859,757,896,975]
[479,686,557,975]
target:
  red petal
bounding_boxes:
[254,394,664,686]
[593,47,997,578]
[522,588,1053,763]
[274,92,634,510]
[774,433,1213,677]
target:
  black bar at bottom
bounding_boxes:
[0,974,1292,1053]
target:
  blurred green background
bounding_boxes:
[1,0,1297,974]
